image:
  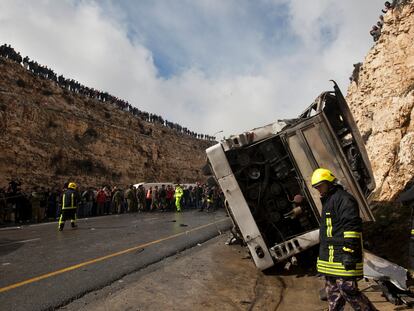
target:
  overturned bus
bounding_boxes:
[206,82,412,304]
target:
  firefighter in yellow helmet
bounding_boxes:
[58,182,79,231]
[311,168,376,310]
[174,184,184,212]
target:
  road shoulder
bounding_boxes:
[60,234,326,311]
[60,233,399,311]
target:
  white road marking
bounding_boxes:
[29,222,58,227]
[144,217,159,221]
[0,226,22,231]
[0,238,41,247]
[15,214,132,228]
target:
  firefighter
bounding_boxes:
[174,184,183,212]
[58,182,79,231]
[206,186,214,212]
[311,168,377,311]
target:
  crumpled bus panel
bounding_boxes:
[206,83,376,269]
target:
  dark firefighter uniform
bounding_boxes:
[58,182,79,231]
[312,168,376,311]
[206,187,214,211]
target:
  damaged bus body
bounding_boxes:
[206,82,412,305]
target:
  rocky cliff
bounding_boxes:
[0,58,212,189]
[347,1,414,201]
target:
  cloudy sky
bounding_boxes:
[0,0,383,138]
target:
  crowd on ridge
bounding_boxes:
[369,1,407,42]
[351,0,407,83]
[0,179,224,225]
[0,44,216,141]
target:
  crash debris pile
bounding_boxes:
[0,58,212,189]
[347,0,414,201]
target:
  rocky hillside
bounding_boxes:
[347,1,414,201]
[0,58,212,189]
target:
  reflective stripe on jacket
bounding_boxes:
[317,185,363,277]
[62,189,78,210]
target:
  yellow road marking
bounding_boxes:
[0,218,228,293]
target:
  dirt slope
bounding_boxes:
[0,58,212,189]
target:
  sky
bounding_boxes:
[0,0,384,138]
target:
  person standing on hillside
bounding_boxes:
[166,185,174,211]
[112,186,123,214]
[136,185,145,212]
[194,183,203,210]
[104,187,112,215]
[311,168,377,311]
[151,186,159,211]
[81,187,94,217]
[125,185,137,213]
[182,186,190,209]
[159,185,167,211]
[58,182,79,231]
[146,187,153,211]
[96,187,106,216]
[30,187,42,223]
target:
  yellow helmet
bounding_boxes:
[68,182,77,190]
[311,168,336,187]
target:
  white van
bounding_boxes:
[133,182,197,190]
[133,182,173,190]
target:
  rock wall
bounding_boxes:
[0,58,212,190]
[346,1,414,201]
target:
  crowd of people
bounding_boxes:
[0,179,224,226]
[352,0,407,83]
[369,1,406,42]
[0,44,216,141]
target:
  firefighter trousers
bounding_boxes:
[58,208,77,230]
[325,277,377,311]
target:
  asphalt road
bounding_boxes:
[0,210,231,311]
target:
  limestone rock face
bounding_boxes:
[346,1,414,201]
[0,59,212,189]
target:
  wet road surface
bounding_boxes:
[0,210,230,311]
